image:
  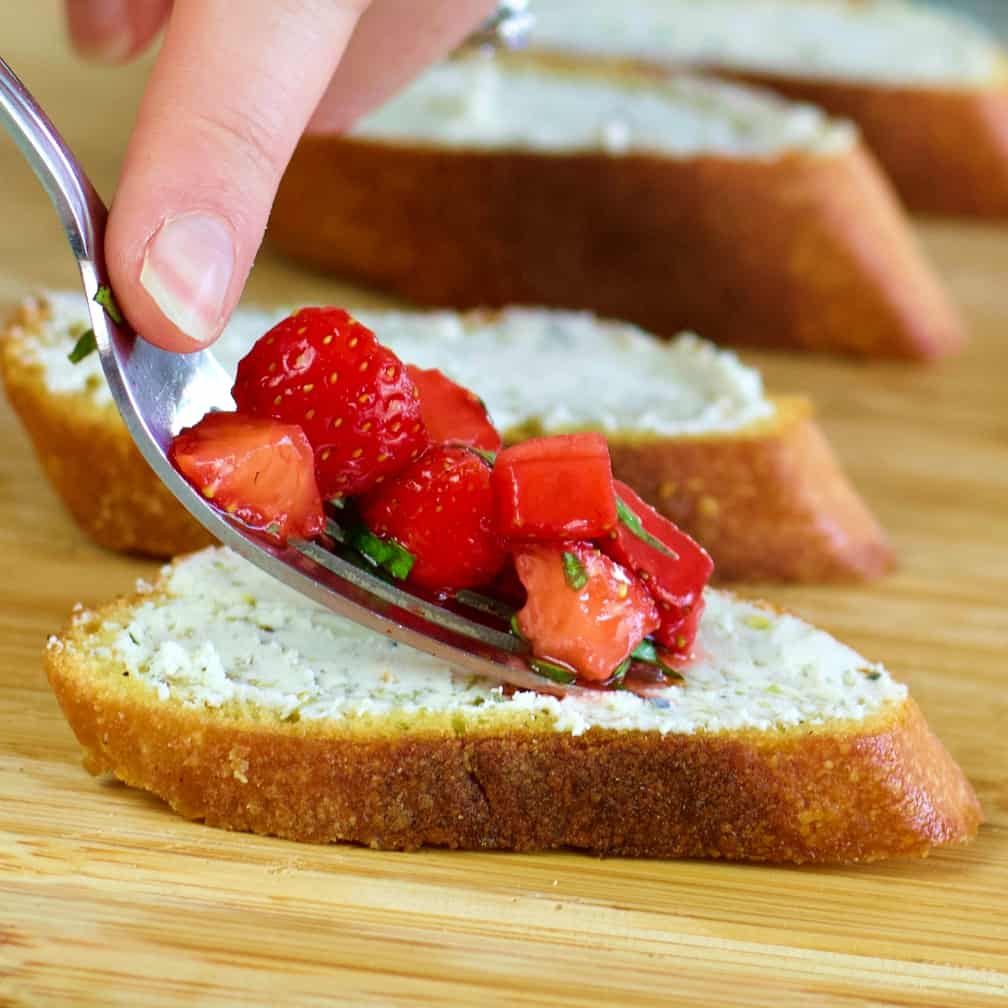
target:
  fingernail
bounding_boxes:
[140,213,236,346]
[76,27,132,64]
[67,0,133,64]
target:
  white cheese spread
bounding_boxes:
[93,548,905,736]
[351,57,853,156]
[24,293,774,437]
[533,0,1003,87]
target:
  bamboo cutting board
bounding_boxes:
[0,8,1006,1007]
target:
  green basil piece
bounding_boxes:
[464,445,497,467]
[529,658,577,685]
[631,640,659,664]
[94,285,123,324]
[561,550,588,591]
[349,528,416,581]
[67,328,97,364]
[510,613,526,640]
[615,496,679,560]
[608,657,630,688]
[630,639,686,682]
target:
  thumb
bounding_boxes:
[106,0,367,352]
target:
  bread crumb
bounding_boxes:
[228,748,250,784]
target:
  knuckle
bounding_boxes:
[188,101,289,190]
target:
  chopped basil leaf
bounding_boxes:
[452,443,496,467]
[94,285,123,324]
[67,328,97,364]
[561,551,588,591]
[615,496,679,560]
[529,658,577,685]
[630,639,686,681]
[349,527,415,581]
[608,657,630,688]
[510,613,526,640]
[866,671,882,681]
[631,640,658,664]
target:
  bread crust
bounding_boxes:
[0,300,212,556]
[45,591,982,863]
[607,397,893,582]
[526,46,1008,218]
[269,124,963,360]
[692,70,1008,219]
[1,299,893,580]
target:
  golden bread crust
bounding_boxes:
[268,131,963,360]
[708,70,1008,218]
[0,300,212,556]
[0,298,892,579]
[527,47,1008,218]
[608,397,893,582]
[45,589,982,862]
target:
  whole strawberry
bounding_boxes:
[233,307,428,498]
[358,445,507,591]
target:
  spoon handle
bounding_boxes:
[0,55,106,278]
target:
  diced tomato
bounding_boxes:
[602,481,713,660]
[170,412,324,543]
[491,433,618,542]
[406,365,502,453]
[513,542,659,683]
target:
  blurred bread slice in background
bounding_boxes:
[270,54,963,359]
[532,0,1008,217]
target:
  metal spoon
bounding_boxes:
[0,44,590,698]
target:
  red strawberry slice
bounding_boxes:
[407,365,502,453]
[358,445,507,591]
[232,307,429,499]
[512,542,660,684]
[491,433,618,542]
[170,412,324,543]
[602,481,713,662]
[654,595,706,663]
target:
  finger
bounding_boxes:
[64,0,173,64]
[106,0,368,352]
[309,0,497,134]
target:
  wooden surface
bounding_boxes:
[0,8,1006,1007]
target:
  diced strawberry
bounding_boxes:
[406,365,502,453]
[232,307,429,499]
[170,412,324,543]
[513,543,659,683]
[602,481,713,661]
[491,433,618,542]
[358,445,507,591]
[654,596,706,664]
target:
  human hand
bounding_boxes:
[64,0,496,351]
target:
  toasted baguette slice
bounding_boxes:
[532,0,1008,217]
[45,547,982,862]
[1,293,893,582]
[269,53,963,360]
